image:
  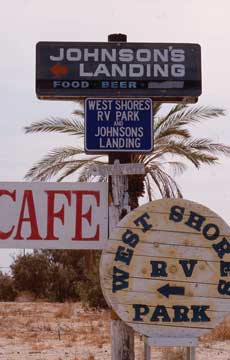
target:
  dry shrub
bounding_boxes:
[75,325,89,336]
[3,332,15,339]
[65,340,73,348]
[69,332,78,342]
[86,332,110,348]
[24,317,34,327]
[31,343,52,351]
[202,316,230,341]
[161,347,185,360]
[15,290,36,302]
[41,323,52,332]
[87,354,95,360]
[55,303,75,318]
[25,332,39,342]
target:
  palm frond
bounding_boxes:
[148,167,183,198]
[154,103,187,131]
[24,146,86,181]
[184,139,230,155]
[72,109,84,117]
[154,126,191,141]
[24,117,85,136]
[159,140,219,168]
[56,161,94,182]
[158,161,187,176]
[153,102,162,116]
[25,160,81,181]
[154,106,225,140]
[58,158,107,182]
[144,175,153,202]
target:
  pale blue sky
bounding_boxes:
[1,0,230,269]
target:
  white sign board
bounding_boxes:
[100,199,230,340]
[0,182,108,249]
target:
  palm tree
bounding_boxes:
[24,103,230,208]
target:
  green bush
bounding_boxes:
[10,250,108,308]
[77,255,108,308]
[11,252,51,298]
[48,263,80,302]
[0,272,17,301]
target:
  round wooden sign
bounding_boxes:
[100,199,230,339]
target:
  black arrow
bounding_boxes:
[157,283,185,298]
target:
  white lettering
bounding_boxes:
[171,49,185,62]
[154,64,169,77]
[171,64,185,77]
[50,48,64,61]
[111,64,126,77]
[84,48,99,61]
[129,64,144,77]
[101,49,116,62]
[66,48,81,61]
[79,64,93,76]
[136,49,151,62]
[119,49,134,62]
[153,49,169,62]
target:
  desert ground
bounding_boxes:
[0,301,229,360]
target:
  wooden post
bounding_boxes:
[107,33,135,360]
[144,338,151,360]
[111,315,135,360]
[186,347,196,360]
[109,160,134,360]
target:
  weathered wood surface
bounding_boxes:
[111,319,134,360]
[107,158,135,360]
[100,199,230,339]
[146,336,198,347]
[90,162,145,176]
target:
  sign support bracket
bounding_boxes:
[145,337,197,360]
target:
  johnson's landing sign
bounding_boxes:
[36,42,201,102]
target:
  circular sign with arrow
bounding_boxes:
[100,199,230,339]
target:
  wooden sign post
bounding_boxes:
[100,198,230,357]
[94,159,146,360]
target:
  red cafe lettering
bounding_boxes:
[0,183,108,248]
[0,189,99,241]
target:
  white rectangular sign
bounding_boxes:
[0,182,108,249]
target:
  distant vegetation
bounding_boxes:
[0,250,107,308]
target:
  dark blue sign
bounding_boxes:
[36,42,201,102]
[85,98,153,153]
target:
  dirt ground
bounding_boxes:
[0,302,229,360]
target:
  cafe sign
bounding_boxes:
[0,182,108,249]
[100,199,230,339]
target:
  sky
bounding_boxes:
[1,0,230,269]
